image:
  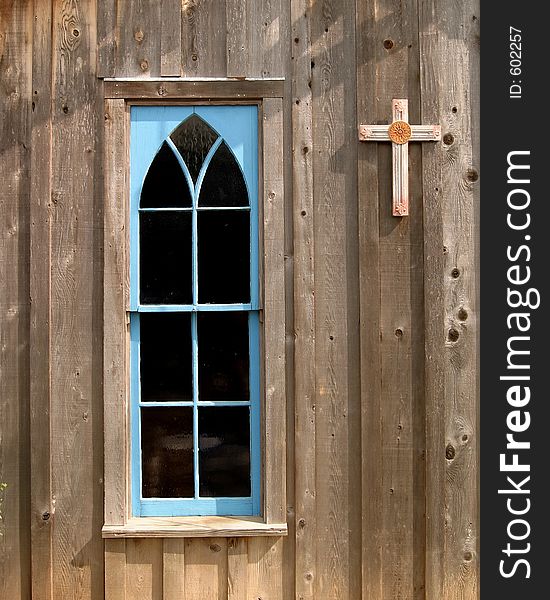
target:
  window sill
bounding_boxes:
[102,516,287,538]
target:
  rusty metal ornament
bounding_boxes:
[388,120,412,144]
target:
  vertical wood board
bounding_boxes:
[0,1,31,597]
[29,0,54,596]
[290,0,316,596]
[49,0,104,597]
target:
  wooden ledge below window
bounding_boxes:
[102,516,288,538]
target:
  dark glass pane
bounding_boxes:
[198,211,250,303]
[170,115,219,184]
[198,407,251,497]
[140,212,192,304]
[198,312,249,402]
[140,313,192,402]
[140,142,192,208]
[199,141,249,207]
[141,407,194,498]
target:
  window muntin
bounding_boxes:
[129,106,260,517]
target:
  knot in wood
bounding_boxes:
[445,444,456,460]
[458,307,468,321]
[443,133,455,145]
[448,328,460,343]
[388,121,411,144]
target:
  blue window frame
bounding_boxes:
[129,105,261,517]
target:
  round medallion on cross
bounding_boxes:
[388,120,412,144]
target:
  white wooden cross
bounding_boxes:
[359,99,441,216]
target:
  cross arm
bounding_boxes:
[358,125,391,142]
[409,124,441,141]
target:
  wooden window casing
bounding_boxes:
[102,80,286,538]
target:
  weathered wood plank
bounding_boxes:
[182,0,226,77]
[105,539,126,600]
[247,537,283,599]
[29,0,54,596]
[97,0,117,77]
[281,4,295,596]
[160,0,182,76]
[418,5,446,597]
[103,516,287,538]
[184,538,228,600]
[227,537,247,600]
[262,98,286,524]
[226,0,248,77]
[49,0,104,597]
[104,78,284,99]
[363,1,426,598]
[419,0,479,597]
[247,0,283,78]
[162,538,185,599]
[310,0,360,596]
[356,0,383,596]
[0,1,31,598]
[104,98,128,526]
[290,0,316,597]
[117,0,161,77]
[126,539,163,600]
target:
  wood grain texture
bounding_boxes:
[126,539,163,600]
[290,0,316,597]
[247,537,283,599]
[29,0,54,597]
[182,0,226,77]
[104,78,285,99]
[49,0,104,597]
[309,0,361,597]
[262,98,286,524]
[356,0,383,596]
[226,0,248,77]
[162,538,185,599]
[160,0,182,76]
[419,0,479,597]
[227,537,247,600]
[96,0,117,76]
[105,539,127,600]
[103,516,287,538]
[184,538,228,600]
[104,98,128,526]
[247,0,284,78]
[117,0,161,77]
[0,0,483,597]
[364,1,426,598]
[0,1,31,598]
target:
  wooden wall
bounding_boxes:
[0,0,479,598]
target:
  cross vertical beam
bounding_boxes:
[359,99,441,216]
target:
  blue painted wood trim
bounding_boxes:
[139,497,254,517]
[195,137,223,202]
[249,313,261,515]
[136,303,254,312]
[130,314,142,516]
[139,400,251,408]
[191,312,200,499]
[165,137,195,197]
[130,105,261,517]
